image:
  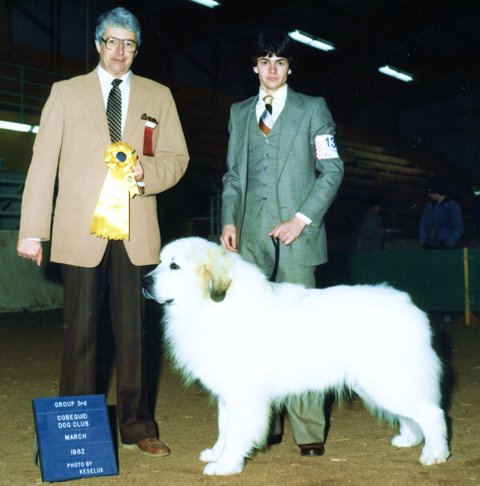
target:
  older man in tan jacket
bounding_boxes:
[17,7,188,457]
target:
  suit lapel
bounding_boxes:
[81,70,111,147]
[277,88,304,177]
[236,97,256,188]
[123,75,149,144]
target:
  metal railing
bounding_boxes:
[0,62,66,230]
[0,61,65,121]
[190,184,221,239]
[0,172,25,229]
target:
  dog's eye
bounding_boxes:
[170,262,180,270]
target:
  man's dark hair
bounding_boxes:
[364,196,384,208]
[251,29,293,66]
[426,178,448,196]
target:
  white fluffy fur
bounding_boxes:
[142,237,450,475]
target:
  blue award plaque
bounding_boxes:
[32,394,118,482]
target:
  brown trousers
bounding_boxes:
[59,241,157,444]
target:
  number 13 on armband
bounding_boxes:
[315,135,339,159]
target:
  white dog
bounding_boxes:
[142,237,450,475]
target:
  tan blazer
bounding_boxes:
[19,69,189,267]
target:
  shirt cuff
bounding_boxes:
[295,212,312,226]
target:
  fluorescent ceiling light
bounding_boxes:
[288,30,335,52]
[0,120,38,133]
[189,0,220,7]
[378,65,413,83]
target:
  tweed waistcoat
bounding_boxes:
[244,112,283,224]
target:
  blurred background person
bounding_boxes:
[419,178,463,249]
[354,197,384,250]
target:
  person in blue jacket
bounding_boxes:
[419,178,463,249]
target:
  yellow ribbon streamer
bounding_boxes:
[90,141,140,240]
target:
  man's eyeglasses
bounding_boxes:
[102,37,137,53]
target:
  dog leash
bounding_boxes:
[269,236,280,282]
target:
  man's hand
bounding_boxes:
[17,238,43,266]
[269,216,307,245]
[133,158,144,182]
[220,225,238,252]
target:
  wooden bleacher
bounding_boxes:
[173,84,231,180]
[329,128,469,247]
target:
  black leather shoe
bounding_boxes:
[299,442,325,456]
[267,434,283,445]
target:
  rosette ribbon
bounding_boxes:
[90,141,140,240]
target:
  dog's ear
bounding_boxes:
[207,271,230,302]
[198,247,232,302]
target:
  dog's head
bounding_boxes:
[142,237,233,305]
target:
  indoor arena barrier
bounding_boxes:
[0,230,63,312]
[2,231,479,321]
[320,247,480,322]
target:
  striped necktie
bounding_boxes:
[259,95,273,136]
[107,79,122,143]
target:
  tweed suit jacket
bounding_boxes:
[19,69,189,267]
[221,87,343,266]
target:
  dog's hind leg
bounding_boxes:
[203,397,270,476]
[413,405,450,465]
[200,399,226,463]
[392,404,450,465]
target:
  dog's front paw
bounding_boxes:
[199,448,220,463]
[419,445,450,465]
[203,460,244,476]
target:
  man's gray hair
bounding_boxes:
[95,7,141,46]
